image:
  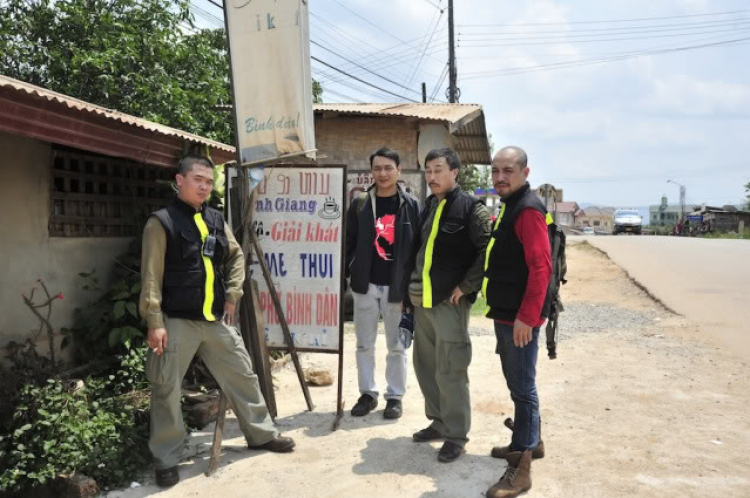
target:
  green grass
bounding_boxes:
[701,229,750,240]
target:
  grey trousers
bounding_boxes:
[147,316,277,469]
[413,298,473,447]
[353,283,407,401]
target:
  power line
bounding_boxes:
[319,87,366,103]
[312,56,420,102]
[313,69,409,102]
[404,10,446,90]
[461,35,750,79]
[310,14,446,86]
[312,43,447,90]
[458,9,750,27]
[422,0,444,10]
[459,16,750,35]
[458,18,750,38]
[461,28,750,61]
[311,40,425,97]
[429,64,449,102]
[459,25,750,47]
[326,0,445,66]
[311,15,446,82]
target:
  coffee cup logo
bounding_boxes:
[319,197,341,219]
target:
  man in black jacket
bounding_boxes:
[405,148,491,462]
[345,148,421,419]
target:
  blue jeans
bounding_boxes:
[494,322,540,452]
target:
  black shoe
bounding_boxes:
[155,466,180,487]
[412,426,443,442]
[383,399,402,419]
[351,394,378,416]
[438,441,464,463]
[249,435,296,453]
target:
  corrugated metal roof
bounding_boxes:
[0,75,234,154]
[314,103,482,125]
[314,103,491,165]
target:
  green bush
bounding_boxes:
[62,239,147,363]
[0,348,150,495]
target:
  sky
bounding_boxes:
[193,0,750,208]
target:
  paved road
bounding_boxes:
[585,236,750,352]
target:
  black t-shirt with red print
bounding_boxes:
[369,194,398,286]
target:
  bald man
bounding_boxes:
[482,146,552,498]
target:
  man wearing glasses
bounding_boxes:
[345,148,421,419]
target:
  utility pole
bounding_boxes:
[447,0,458,103]
[667,179,687,221]
[422,82,427,103]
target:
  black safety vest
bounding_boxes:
[151,198,228,321]
[485,183,552,322]
[418,187,483,307]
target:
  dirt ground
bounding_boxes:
[106,241,750,498]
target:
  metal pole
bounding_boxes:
[422,82,427,103]
[448,0,457,103]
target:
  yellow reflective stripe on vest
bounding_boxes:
[480,206,553,316]
[422,199,447,309]
[193,212,216,321]
[481,204,506,300]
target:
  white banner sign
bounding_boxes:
[248,166,345,350]
[226,0,316,165]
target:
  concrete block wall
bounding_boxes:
[0,132,131,359]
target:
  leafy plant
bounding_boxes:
[62,238,146,363]
[0,348,151,494]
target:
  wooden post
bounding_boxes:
[205,393,229,477]
[250,232,315,412]
[243,279,276,418]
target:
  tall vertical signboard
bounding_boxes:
[249,166,345,353]
[225,0,316,165]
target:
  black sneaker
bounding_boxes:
[438,441,465,463]
[351,394,378,416]
[383,399,403,419]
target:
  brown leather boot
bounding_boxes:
[491,439,544,459]
[486,450,532,498]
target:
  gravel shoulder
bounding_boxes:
[105,240,750,498]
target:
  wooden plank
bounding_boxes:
[205,393,229,477]
[250,233,314,412]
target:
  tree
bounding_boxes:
[0,0,322,145]
[458,133,495,195]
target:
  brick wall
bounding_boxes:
[314,116,420,171]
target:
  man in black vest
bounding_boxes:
[345,148,421,419]
[483,146,552,498]
[139,156,294,488]
[405,148,491,463]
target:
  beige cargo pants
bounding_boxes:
[147,316,277,469]
[413,298,473,447]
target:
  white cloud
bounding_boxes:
[644,75,750,116]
